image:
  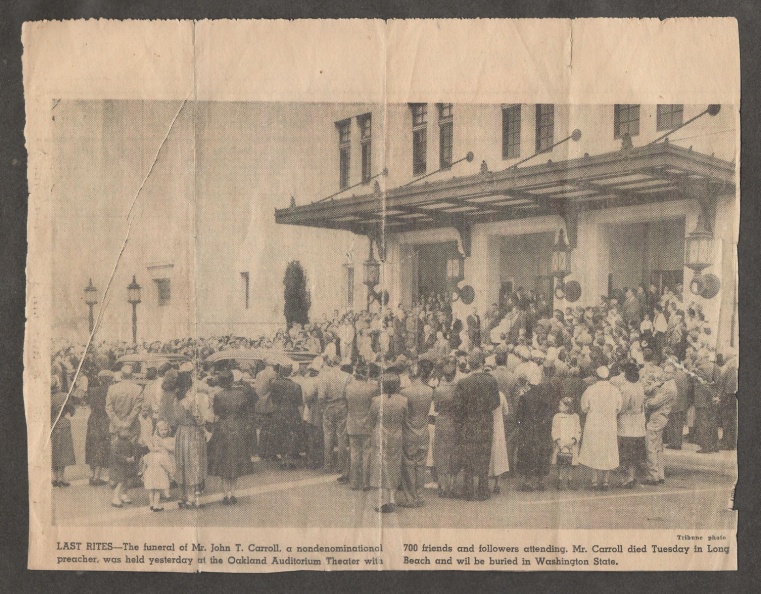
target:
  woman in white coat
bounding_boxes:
[488,388,510,493]
[578,366,623,490]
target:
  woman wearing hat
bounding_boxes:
[578,366,623,490]
[612,363,646,488]
[173,368,213,509]
[433,362,459,498]
[51,375,76,487]
[368,373,408,513]
[84,370,114,486]
[209,370,257,504]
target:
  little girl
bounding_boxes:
[551,397,581,490]
[141,420,176,512]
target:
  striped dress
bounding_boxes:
[174,394,209,488]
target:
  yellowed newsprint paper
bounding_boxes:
[24,19,739,572]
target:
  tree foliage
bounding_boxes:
[283,260,311,329]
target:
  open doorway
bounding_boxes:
[607,218,685,297]
[499,232,555,315]
[414,241,459,305]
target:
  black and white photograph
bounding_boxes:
[23,19,740,572]
[46,99,738,530]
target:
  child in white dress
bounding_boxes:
[551,397,581,490]
[141,420,176,512]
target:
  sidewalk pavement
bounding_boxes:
[664,442,737,479]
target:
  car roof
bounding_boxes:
[205,348,316,365]
[116,353,189,364]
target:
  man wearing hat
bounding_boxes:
[254,358,278,460]
[345,363,380,490]
[642,363,677,485]
[106,365,143,442]
[298,357,323,469]
[514,361,556,491]
[453,350,500,500]
[269,360,303,470]
[399,359,435,507]
[105,365,144,506]
[664,358,692,451]
[693,349,720,453]
[318,355,352,479]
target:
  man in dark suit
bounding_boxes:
[665,362,692,450]
[269,363,304,469]
[466,308,482,350]
[454,350,500,500]
[346,363,380,490]
[693,352,720,453]
[515,371,555,491]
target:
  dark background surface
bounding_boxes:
[1,1,758,592]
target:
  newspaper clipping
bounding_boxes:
[24,19,739,571]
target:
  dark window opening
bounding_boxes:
[438,103,453,169]
[502,104,521,159]
[614,104,640,138]
[411,103,428,176]
[155,278,171,307]
[241,271,250,309]
[535,104,554,153]
[656,104,684,131]
[337,119,351,189]
[358,114,372,183]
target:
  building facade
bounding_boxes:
[277,103,738,350]
[52,101,737,349]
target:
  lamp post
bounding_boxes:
[685,213,720,298]
[446,252,465,287]
[84,278,98,334]
[447,251,464,302]
[363,239,382,311]
[127,275,142,346]
[446,251,475,304]
[552,228,573,302]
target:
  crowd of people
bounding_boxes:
[49,282,737,514]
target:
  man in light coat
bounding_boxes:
[297,358,323,469]
[106,365,144,442]
[345,363,380,490]
[643,363,677,485]
[399,360,435,506]
[318,356,352,480]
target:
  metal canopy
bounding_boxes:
[275,143,735,237]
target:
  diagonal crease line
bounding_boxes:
[48,98,189,443]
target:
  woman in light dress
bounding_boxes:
[578,366,622,490]
[488,389,510,494]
